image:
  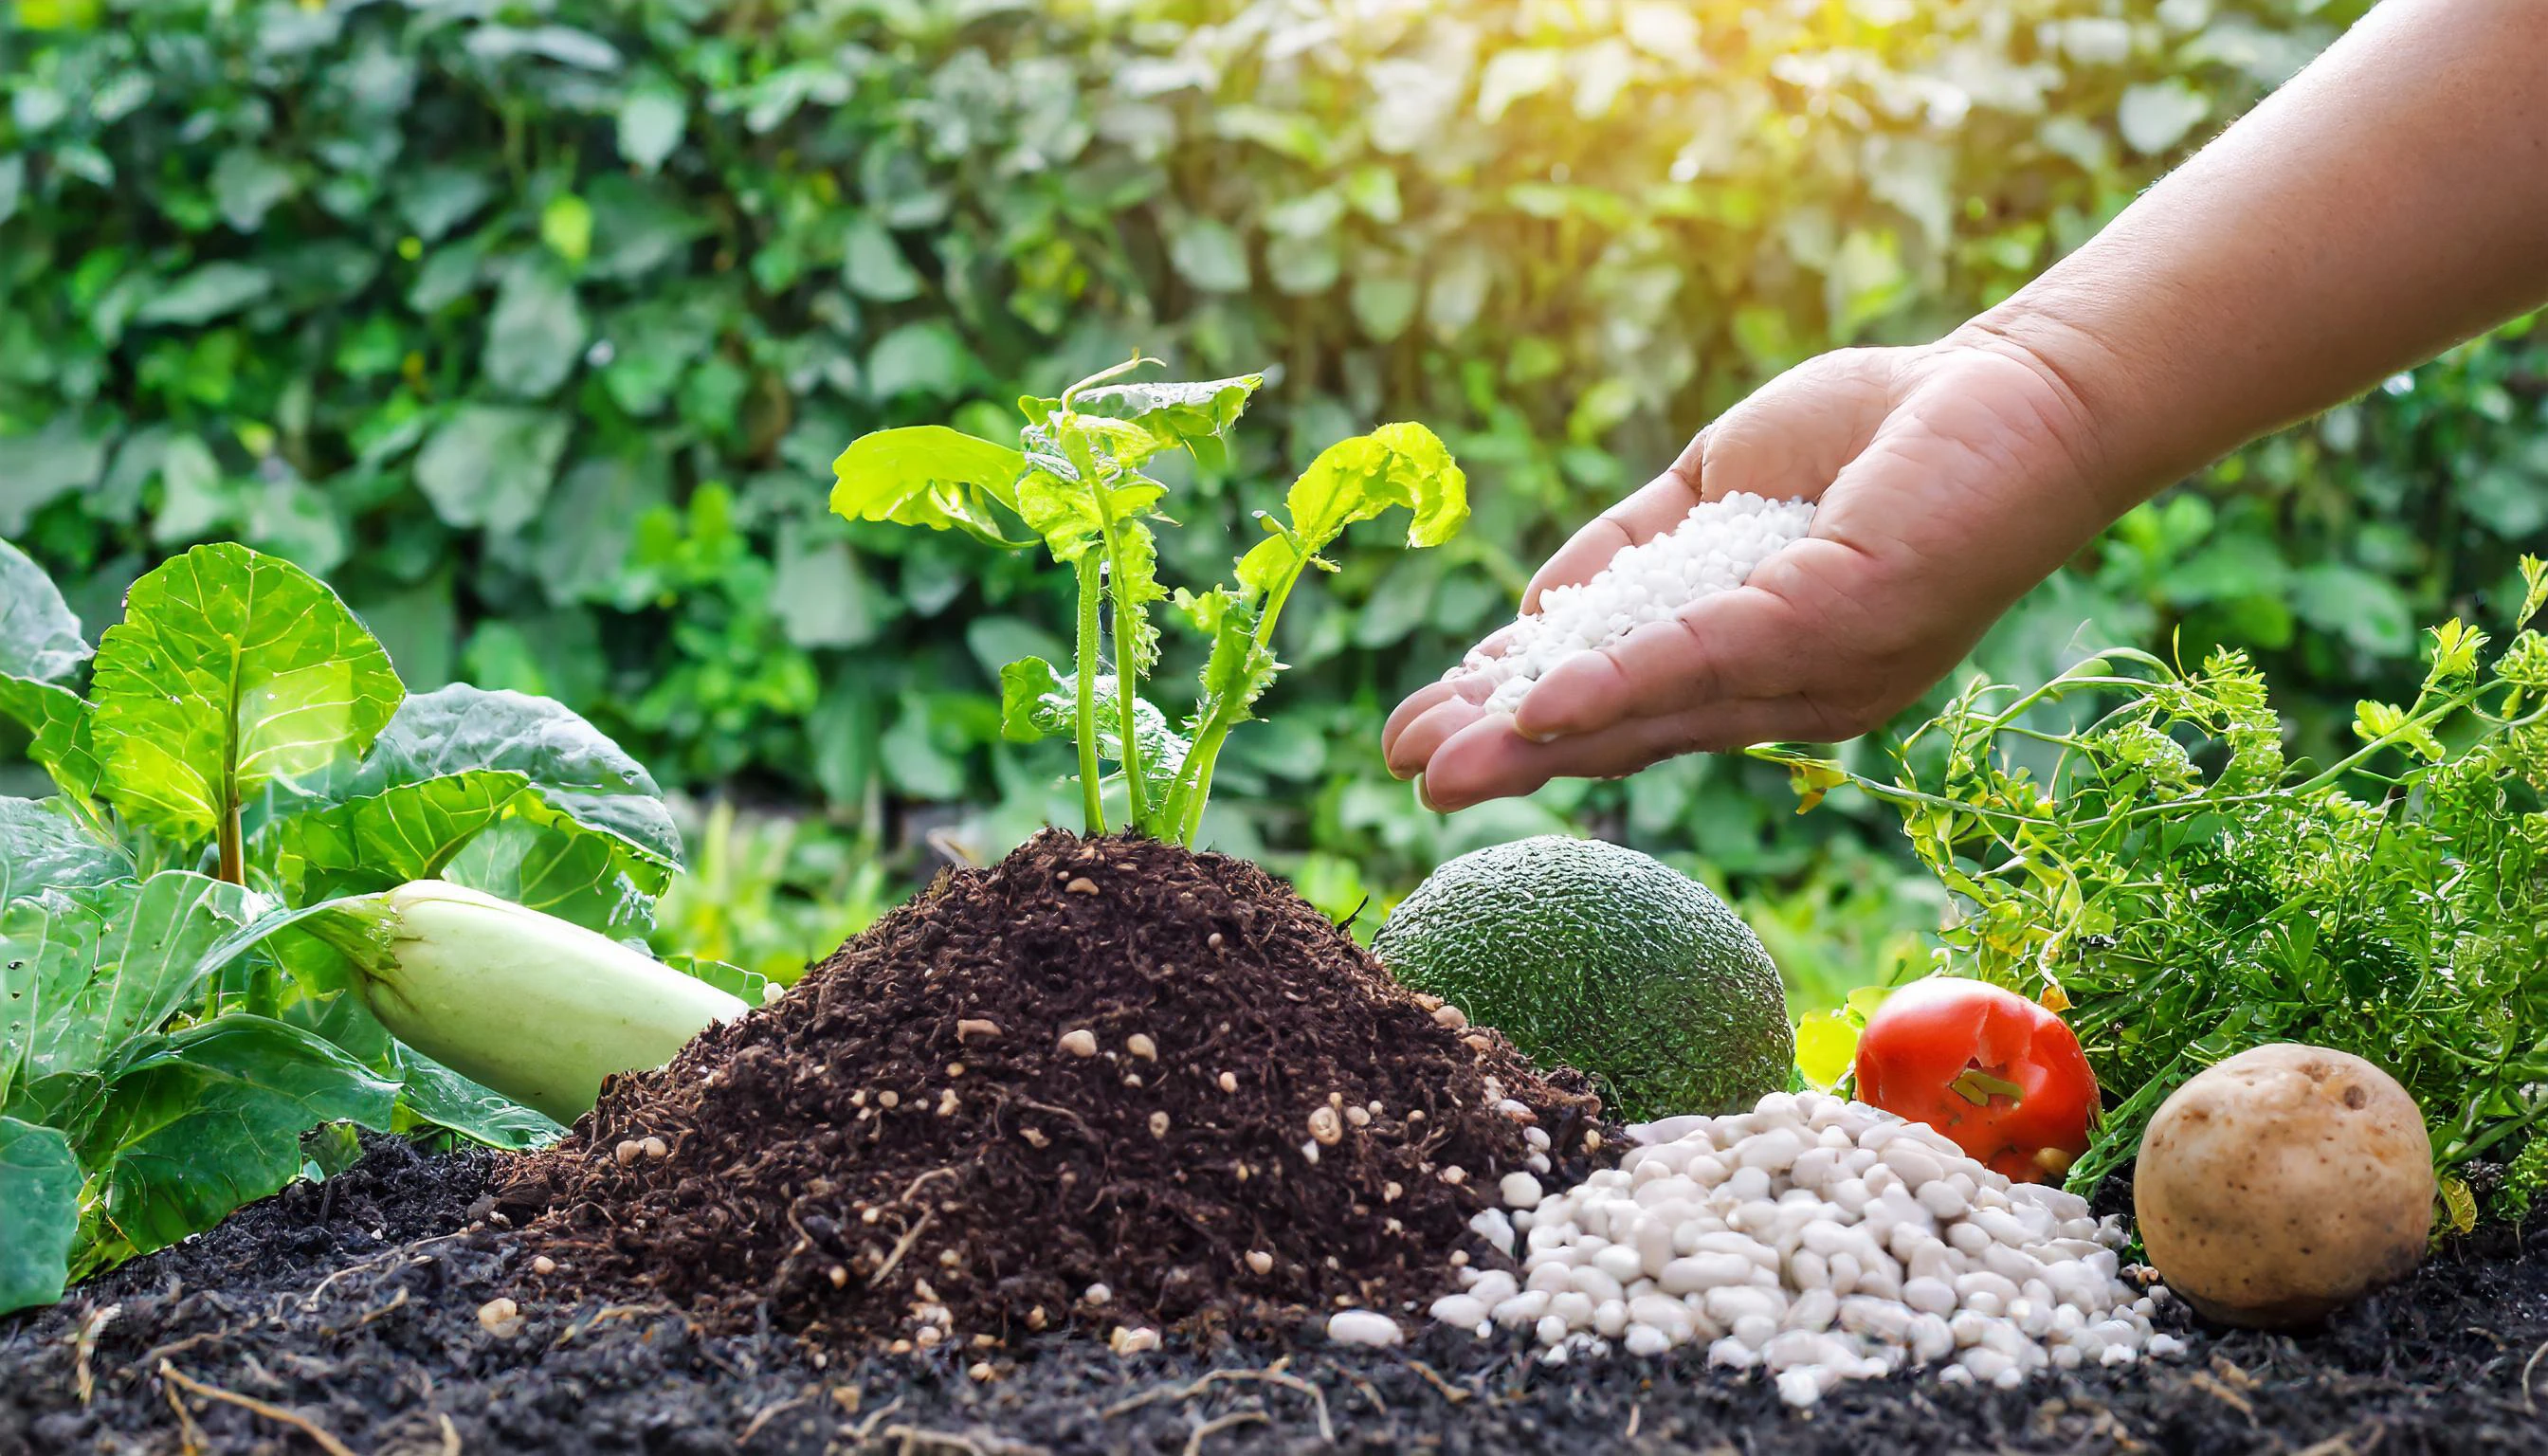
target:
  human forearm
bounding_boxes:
[1963,0,2548,519]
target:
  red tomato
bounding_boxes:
[1852,977,2098,1182]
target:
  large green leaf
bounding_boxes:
[74,1015,396,1275]
[0,536,87,682]
[0,675,98,799]
[0,872,264,1102]
[86,543,402,845]
[277,768,533,897]
[0,1116,79,1316]
[343,684,682,870]
[829,426,1030,549]
[393,1049,564,1150]
[0,797,130,908]
[441,817,653,938]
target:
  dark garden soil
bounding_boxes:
[7,832,2546,1454]
[6,1137,2547,1455]
[500,831,1615,1349]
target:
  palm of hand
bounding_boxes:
[1382,337,2105,811]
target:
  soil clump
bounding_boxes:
[501,830,1614,1348]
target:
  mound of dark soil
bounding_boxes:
[503,830,1615,1349]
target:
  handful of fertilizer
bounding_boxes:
[1467,492,1813,713]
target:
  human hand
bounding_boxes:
[1382,332,2120,810]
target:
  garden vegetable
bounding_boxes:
[2135,1044,2433,1328]
[1762,555,2548,1205]
[349,882,751,1124]
[1467,493,1814,712]
[1373,836,1791,1119]
[0,538,740,1314]
[1852,978,2097,1183]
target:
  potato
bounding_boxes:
[2136,1043,2432,1328]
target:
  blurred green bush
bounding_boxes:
[2,0,2538,980]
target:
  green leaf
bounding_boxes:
[997,657,1187,799]
[344,684,682,871]
[661,953,776,1008]
[278,769,533,896]
[0,798,129,907]
[0,1117,78,1316]
[210,148,296,232]
[441,817,653,939]
[540,192,594,265]
[87,543,403,845]
[482,255,589,398]
[0,676,100,800]
[842,216,924,301]
[1166,214,1249,293]
[135,262,271,326]
[74,1015,396,1276]
[1793,1010,1861,1091]
[865,321,977,401]
[0,536,89,682]
[392,1049,563,1150]
[413,405,571,532]
[0,872,264,1102]
[1236,422,1469,595]
[616,82,688,173]
[1065,373,1263,468]
[0,418,110,536]
[997,655,1067,743]
[829,426,1029,548]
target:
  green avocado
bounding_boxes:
[1373,835,1792,1120]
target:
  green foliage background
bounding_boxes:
[3,0,2539,989]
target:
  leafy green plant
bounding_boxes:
[0,535,729,1314]
[831,359,1466,844]
[1760,557,2548,1209]
[15,0,2507,919]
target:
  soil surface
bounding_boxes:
[5,1139,2545,1455]
[502,831,1613,1349]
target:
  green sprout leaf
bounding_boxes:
[87,543,402,871]
[828,426,1030,548]
[997,656,1189,803]
[1061,373,1263,470]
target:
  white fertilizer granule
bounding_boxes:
[1466,492,1815,713]
[1427,1091,2183,1408]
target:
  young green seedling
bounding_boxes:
[830,357,1467,845]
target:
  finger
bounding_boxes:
[1382,678,1465,759]
[1508,571,1827,741]
[1520,466,1705,612]
[1385,691,1492,781]
[1416,697,1830,811]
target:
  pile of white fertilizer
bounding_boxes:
[1468,492,1815,713]
[1425,1091,2184,1408]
